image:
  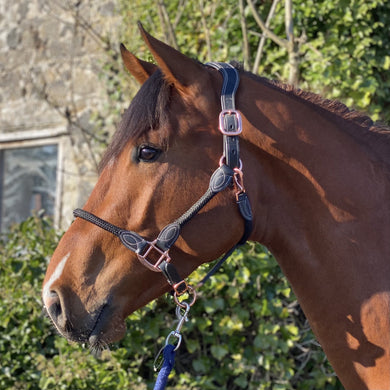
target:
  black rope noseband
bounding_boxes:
[73,62,253,295]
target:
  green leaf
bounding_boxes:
[210,345,229,360]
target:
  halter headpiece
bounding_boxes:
[73,62,253,302]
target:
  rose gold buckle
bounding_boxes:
[173,280,188,296]
[137,240,170,272]
[219,109,242,136]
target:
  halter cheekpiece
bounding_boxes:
[73,62,253,301]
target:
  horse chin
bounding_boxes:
[88,325,127,353]
[87,304,127,349]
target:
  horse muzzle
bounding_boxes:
[44,288,126,347]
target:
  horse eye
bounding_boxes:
[137,146,160,162]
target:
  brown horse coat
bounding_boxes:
[43,25,390,389]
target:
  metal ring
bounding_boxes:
[174,285,197,308]
[219,155,243,170]
[165,331,182,351]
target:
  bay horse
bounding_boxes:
[42,24,390,389]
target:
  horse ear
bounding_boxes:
[138,23,205,92]
[120,43,157,84]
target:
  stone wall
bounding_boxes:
[0,0,121,228]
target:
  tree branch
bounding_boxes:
[252,0,280,73]
[199,0,212,61]
[285,0,294,47]
[285,0,299,85]
[247,0,288,49]
[173,0,187,30]
[158,1,179,49]
[239,0,250,69]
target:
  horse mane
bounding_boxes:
[237,65,390,164]
[99,69,171,172]
[100,61,390,172]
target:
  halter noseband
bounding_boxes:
[73,62,253,300]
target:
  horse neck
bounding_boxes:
[239,75,388,258]
[239,75,390,388]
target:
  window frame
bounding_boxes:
[0,128,66,229]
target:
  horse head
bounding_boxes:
[42,25,253,348]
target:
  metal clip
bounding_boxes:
[153,303,191,371]
[165,303,190,350]
[174,303,190,336]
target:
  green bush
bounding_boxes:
[0,217,342,389]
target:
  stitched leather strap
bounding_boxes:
[74,164,235,253]
[206,62,241,169]
[73,62,253,292]
[73,208,148,254]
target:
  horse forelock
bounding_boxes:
[99,69,171,172]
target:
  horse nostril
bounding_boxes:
[47,290,61,313]
[46,290,67,331]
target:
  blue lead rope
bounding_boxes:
[153,344,176,390]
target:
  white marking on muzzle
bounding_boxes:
[42,252,71,309]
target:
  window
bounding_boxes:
[0,144,58,231]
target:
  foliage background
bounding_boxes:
[0,217,341,389]
[116,0,390,121]
[94,0,389,157]
[1,0,389,389]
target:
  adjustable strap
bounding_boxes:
[73,208,187,293]
[197,190,253,287]
[73,164,235,294]
[73,62,252,295]
[157,164,234,251]
[73,208,148,254]
[74,164,234,253]
[206,62,241,169]
[158,261,187,294]
[207,62,240,110]
[236,192,253,245]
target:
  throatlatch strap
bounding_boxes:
[236,192,253,245]
[197,190,253,287]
